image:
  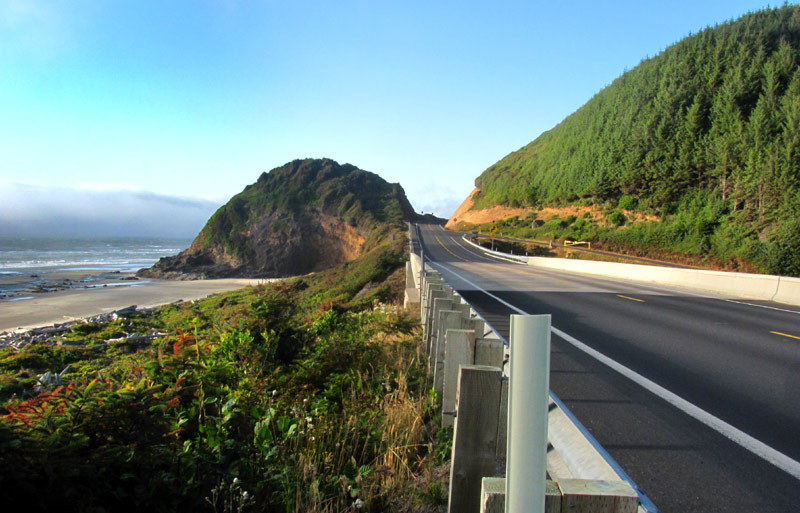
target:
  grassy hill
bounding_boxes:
[469,5,800,276]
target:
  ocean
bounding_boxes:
[0,236,192,300]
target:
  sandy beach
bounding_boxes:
[0,276,264,332]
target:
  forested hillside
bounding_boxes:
[472,5,800,275]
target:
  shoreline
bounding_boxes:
[0,269,146,300]
[0,277,266,333]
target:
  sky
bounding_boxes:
[0,0,784,237]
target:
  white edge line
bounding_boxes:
[450,235,510,263]
[430,259,800,482]
[719,298,800,315]
[460,234,529,264]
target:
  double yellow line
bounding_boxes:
[435,235,469,262]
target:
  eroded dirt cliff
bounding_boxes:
[140,210,366,279]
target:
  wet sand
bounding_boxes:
[0,278,265,332]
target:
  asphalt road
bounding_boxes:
[416,223,800,513]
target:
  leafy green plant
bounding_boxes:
[0,246,435,512]
[607,211,626,226]
[618,195,638,210]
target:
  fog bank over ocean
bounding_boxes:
[1,182,221,238]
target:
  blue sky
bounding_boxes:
[0,0,781,236]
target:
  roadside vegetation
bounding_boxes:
[0,236,449,512]
[457,197,791,271]
[470,5,800,276]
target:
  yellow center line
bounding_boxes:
[435,235,469,262]
[617,294,645,303]
[771,331,800,340]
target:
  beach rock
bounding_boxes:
[115,305,138,316]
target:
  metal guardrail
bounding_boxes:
[460,235,529,263]
[408,224,658,513]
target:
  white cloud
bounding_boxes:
[406,182,471,220]
[0,182,222,237]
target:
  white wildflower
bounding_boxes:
[353,498,364,509]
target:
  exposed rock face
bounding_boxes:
[139,159,414,279]
[446,187,530,229]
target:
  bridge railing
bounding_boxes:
[405,224,655,513]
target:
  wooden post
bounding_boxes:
[442,328,476,427]
[475,337,505,368]
[496,377,509,460]
[433,310,465,398]
[481,478,505,513]
[429,297,453,359]
[421,272,443,322]
[467,318,486,338]
[558,479,639,513]
[448,365,503,513]
[424,287,446,349]
[480,478,561,513]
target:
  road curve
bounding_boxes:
[417,223,800,513]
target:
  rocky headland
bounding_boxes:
[138,158,417,279]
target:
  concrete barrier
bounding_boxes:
[462,234,800,307]
[775,276,800,305]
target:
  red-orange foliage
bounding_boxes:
[3,382,76,427]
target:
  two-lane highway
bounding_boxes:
[417,224,800,513]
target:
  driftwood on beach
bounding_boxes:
[0,305,161,349]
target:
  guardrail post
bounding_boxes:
[558,479,638,512]
[506,315,551,513]
[481,478,506,513]
[474,337,504,368]
[434,310,465,398]
[448,365,503,513]
[442,328,476,427]
[450,299,472,317]
[424,287,446,349]
[421,271,443,321]
[467,317,486,338]
[429,296,454,359]
[496,377,509,460]
[481,478,561,513]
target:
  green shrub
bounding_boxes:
[607,210,626,226]
[618,195,637,210]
